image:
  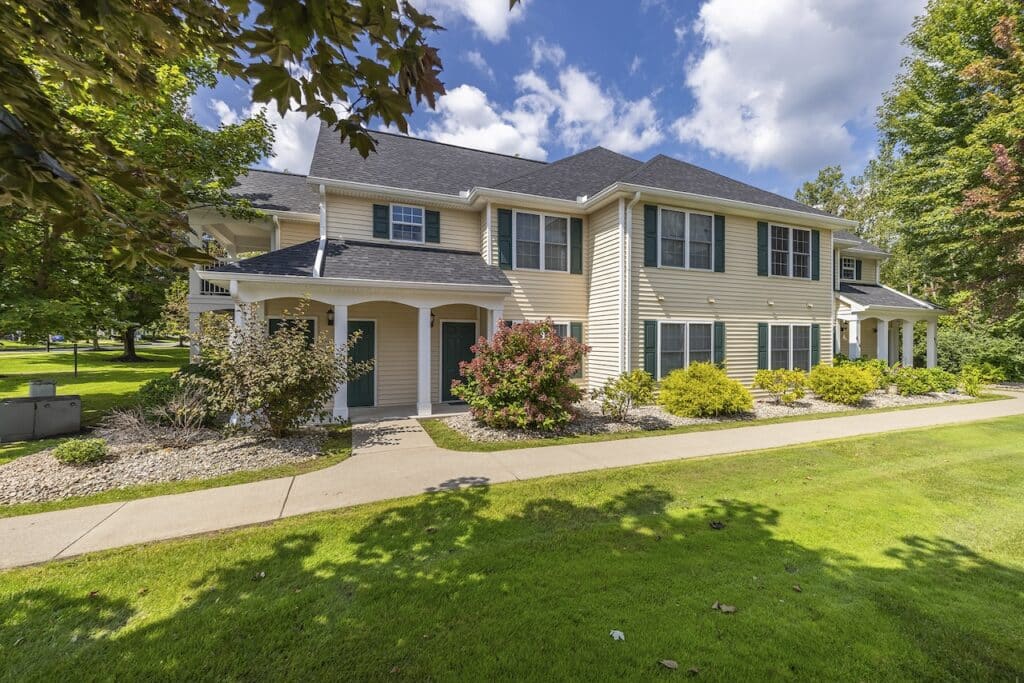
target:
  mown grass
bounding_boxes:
[0,425,352,519]
[1,417,1022,680]
[420,393,1007,451]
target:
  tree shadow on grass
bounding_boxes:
[1,485,1022,680]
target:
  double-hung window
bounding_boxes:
[769,324,812,371]
[657,321,714,379]
[770,225,812,278]
[659,208,713,270]
[390,204,424,242]
[841,257,857,280]
[514,211,570,272]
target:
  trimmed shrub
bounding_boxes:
[592,369,655,421]
[753,369,807,405]
[893,367,958,396]
[452,320,589,431]
[136,375,180,411]
[835,356,891,390]
[960,363,1003,397]
[808,364,875,405]
[658,363,753,418]
[53,438,107,465]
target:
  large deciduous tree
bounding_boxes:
[0,0,445,265]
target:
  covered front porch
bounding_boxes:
[835,283,943,368]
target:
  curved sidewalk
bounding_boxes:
[3,394,1024,570]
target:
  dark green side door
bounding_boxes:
[347,320,375,408]
[441,321,477,402]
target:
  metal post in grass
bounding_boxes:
[73,342,79,377]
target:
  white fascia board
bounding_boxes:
[879,285,942,311]
[308,176,474,209]
[197,269,513,294]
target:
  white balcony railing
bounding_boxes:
[191,264,230,297]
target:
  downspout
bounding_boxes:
[271,215,281,252]
[623,191,642,371]
[313,183,326,277]
[485,201,493,265]
[617,198,625,372]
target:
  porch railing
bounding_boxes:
[195,264,230,296]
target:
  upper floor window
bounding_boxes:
[659,208,714,270]
[841,257,857,280]
[769,324,812,371]
[770,225,812,278]
[658,321,714,379]
[514,211,569,272]
[391,204,424,242]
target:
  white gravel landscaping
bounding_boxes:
[0,426,329,505]
[441,391,970,443]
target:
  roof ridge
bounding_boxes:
[349,126,548,165]
[244,167,308,178]
[491,145,643,191]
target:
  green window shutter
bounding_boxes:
[643,320,657,376]
[425,210,440,243]
[811,323,821,366]
[570,217,583,274]
[497,209,513,270]
[373,204,389,239]
[643,204,658,267]
[714,215,726,272]
[713,321,725,366]
[855,259,863,281]
[570,321,584,378]
[757,322,768,370]
[757,221,768,276]
[811,229,820,280]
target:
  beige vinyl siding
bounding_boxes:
[347,302,417,407]
[324,193,482,252]
[585,201,622,387]
[630,205,835,389]
[839,254,879,284]
[278,220,318,248]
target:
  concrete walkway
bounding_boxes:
[3,393,1024,570]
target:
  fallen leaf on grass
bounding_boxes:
[659,659,678,670]
[252,571,266,581]
[610,629,626,641]
[711,601,737,614]
[793,584,802,593]
[708,520,726,530]
[137,588,148,596]
[687,666,701,676]
[88,591,99,599]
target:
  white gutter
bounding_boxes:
[198,269,513,294]
[313,184,327,277]
[624,191,642,371]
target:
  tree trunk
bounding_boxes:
[116,327,143,362]
[91,333,101,351]
[178,334,185,347]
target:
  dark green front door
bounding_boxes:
[441,321,477,402]
[347,321,375,407]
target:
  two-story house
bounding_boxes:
[189,124,941,419]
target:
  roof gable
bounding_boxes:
[492,146,643,200]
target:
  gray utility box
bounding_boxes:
[0,396,82,442]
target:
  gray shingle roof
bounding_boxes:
[209,239,510,288]
[309,124,545,196]
[838,283,937,310]
[834,230,889,255]
[230,169,319,213]
[620,155,833,218]
[492,147,644,200]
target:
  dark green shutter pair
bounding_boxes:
[570,322,584,378]
[757,323,822,369]
[757,222,820,279]
[372,204,440,243]
[854,259,863,281]
[497,210,582,274]
[642,320,726,376]
[643,205,725,272]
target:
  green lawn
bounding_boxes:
[2,418,1022,680]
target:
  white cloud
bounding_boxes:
[530,37,566,68]
[209,99,239,126]
[463,50,495,80]
[422,84,550,159]
[418,0,527,42]
[209,98,320,174]
[629,55,643,76]
[673,0,924,174]
[673,21,688,43]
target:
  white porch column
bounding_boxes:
[848,318,861,360]
[417,306,432,416]
[487,306,504,339]
[876,319,889,364]
[332,304,349,420]
[926,320,938,368]
[188,311,201,363]
[902,320,915,368]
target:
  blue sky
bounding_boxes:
[192,0,926,196]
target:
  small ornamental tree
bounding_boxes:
[592,369,656,421]
[451,320,589,431]
[753,369,807,405]
[190,301,373,436]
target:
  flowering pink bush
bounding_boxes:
[451,320,589,431]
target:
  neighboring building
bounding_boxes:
[189,124,941,419]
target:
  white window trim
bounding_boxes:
[767,323,813,372]
[656,206,715,271]
[769,223,812,280]
[655,319,715,380]
[512,210,571,272]
[389,202,426,244]
[841,256,857,280]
